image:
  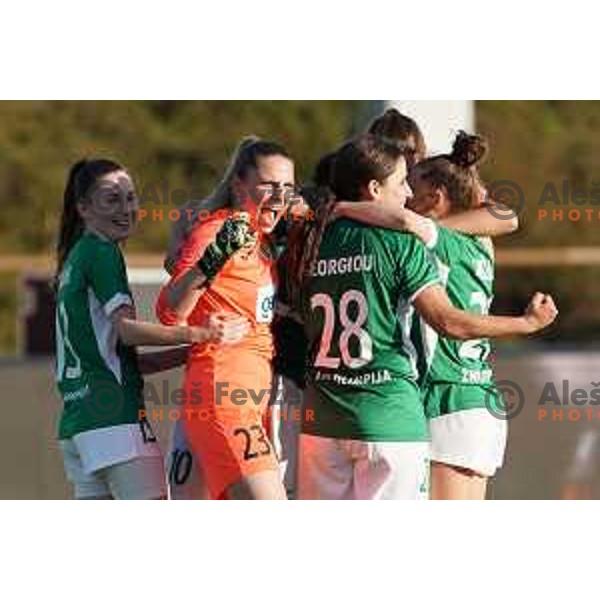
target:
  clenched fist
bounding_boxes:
[197,212,258,282]
[524,292,558,332]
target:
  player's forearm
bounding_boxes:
[117,319,200,347]
[440,206,518,237]
[334,202,437,246]
[137,345,191,374]
[335,201,409,231]
[435,308,533,340]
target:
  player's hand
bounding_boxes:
[196,212,258,281]
[523,292,558,332]
[329,202,346,222]
[207,313,250,345]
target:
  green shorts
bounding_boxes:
[422,381,503,420]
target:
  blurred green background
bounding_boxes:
[1,100,599,354]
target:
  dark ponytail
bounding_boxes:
[55,158,123,285]
[410,131,488,213]
[298,151,337,210]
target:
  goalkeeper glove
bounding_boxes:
[196,212,257,282]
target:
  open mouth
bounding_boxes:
[259,207,280,229]
[111,217,131,229]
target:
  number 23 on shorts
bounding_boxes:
[234,425,272,461]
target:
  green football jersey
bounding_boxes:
[55,230,143,439]
[301,218,440,442]
[413,225,495,387]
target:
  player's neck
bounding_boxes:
[84,225,113,244]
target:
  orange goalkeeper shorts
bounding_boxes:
[181,354,279,499]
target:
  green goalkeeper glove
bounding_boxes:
[196,212,257,282]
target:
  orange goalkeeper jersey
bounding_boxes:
[156,211,279,498]
[156,211,277,362]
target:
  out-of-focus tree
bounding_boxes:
[477,101,600,345]
[1,100,600,353]
[478,100,600,248]
[0,101,360,254]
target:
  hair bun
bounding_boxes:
[449,130,487,168]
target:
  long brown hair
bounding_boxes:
[55,158,124,283]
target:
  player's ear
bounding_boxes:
[366,179,381,200]
[438,186,458,219]
[76,200,89,220]
[433,186,450,211]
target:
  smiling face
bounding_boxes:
[234,154,295,234]
[77,170,138,242]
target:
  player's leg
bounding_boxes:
[429,405,507,500]
[352,440,430,500]
[184,357,287,499]
[276,375,303,499]
[187,414,285,500]
[264,375,286,485]
[430,461,487,500]
[167,418,209,500]
[425,382,507,500]
[226,469,287,500]
[218,413,286,500]
[297,434,354,499]
[71,422,167,500]
[99,455,168,500]
[59,439,112,500]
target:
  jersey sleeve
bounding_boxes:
[420,218,439,250]
[428,225,456,265]
[155,218,223,325]
[86,239,133,317]
[396,234,441,304]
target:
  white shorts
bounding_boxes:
[429,408,508,477]
[298,434,429,500]
[167,419,209,500]
[61,422,166,499]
